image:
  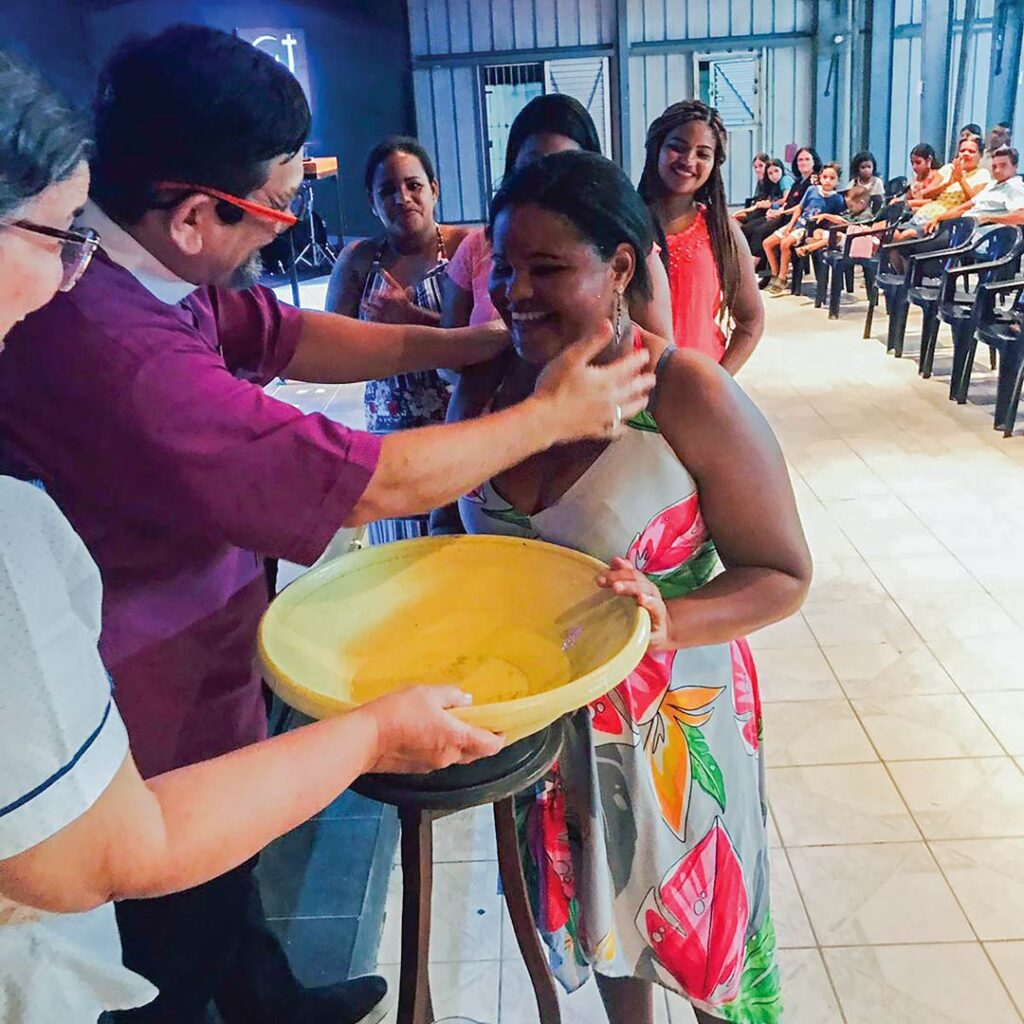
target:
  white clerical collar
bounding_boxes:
[77,200,198,305]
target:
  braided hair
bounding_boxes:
[637,100,740,326]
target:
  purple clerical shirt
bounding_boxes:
[0,250,381,777]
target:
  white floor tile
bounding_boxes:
[776,948,844,1024]
[927,635,1024,693]
[896,591,1023,642]
[805,556,887,603]
[968,692,1024,756]
[851,693,1002,760]
[377,961,500,1024]
[931,839,1024,940]
[863,551,981,597]
[432,806,498,863]
[753,647,845,702]
[824,943,1021,1024]
[377,861,502,964]
[498,961,605,1024]
[986,942,1024,1016]
[747,613,818,650]
[764,699,876,767]
[787,842,972,945]
[889,758,1024,840]
[771,852,816,948]
[823,642,957,699]
[769,764,919,846]
[802,599,918,647]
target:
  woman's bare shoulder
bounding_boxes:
[441,223,479,254]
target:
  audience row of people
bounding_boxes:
[736,120,1024,299]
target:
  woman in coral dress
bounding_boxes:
[639,101,764,374]
[449,151,811,1024]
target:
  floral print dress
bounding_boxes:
[458,410,781,1023]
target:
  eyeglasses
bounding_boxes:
[1,220,100,291]
[153,182,304,227]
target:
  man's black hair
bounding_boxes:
[90,24,311,225]
[993,145,1020,167]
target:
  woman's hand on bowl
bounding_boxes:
[358,685,505,774]
[534,326,655,442]
[597,557,670,650]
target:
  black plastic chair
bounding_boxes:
[905,219,994,375]
[885,176,910,200]
[873,218,975,358]
[822,201,908,320]
[974,277,1024,435]
[941,226,1024,402]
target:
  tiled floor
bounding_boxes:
[365,287,1024,1022]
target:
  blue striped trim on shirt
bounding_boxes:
[0,696,114,819]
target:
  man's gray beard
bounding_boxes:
[229,250,264,289]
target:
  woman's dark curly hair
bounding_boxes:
[637,99,739,325]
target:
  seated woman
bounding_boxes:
[638,100,763,373]
[326,136,470,542]
[442,94,673,340]
[741,147,820,284]
[448,150,812,1024]
[732,156,787,223]
[894,134,991,241]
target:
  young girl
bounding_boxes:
[638,101,763,374]
[906,143,943,200]
[845,150,885,197]
[763,161,845,294]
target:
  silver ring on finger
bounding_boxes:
[613,404,623,431]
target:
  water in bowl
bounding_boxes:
[349,609,571,705]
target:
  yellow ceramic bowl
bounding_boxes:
[259,534,650,742]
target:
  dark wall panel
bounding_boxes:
[2,0,415,238]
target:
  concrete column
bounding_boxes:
[814,0,854,166]
[920,0,955,159]
[866,0,895,175]
[988,0,1024,132]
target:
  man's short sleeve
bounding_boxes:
[200,284,305,385]
[0,479,129,860]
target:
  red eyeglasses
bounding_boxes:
[153,182,302,227]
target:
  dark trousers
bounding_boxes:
[109,858,298,1024]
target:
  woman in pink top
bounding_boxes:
[639,101,763,374]
[442,94,673,339]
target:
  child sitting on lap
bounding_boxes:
[796,184,876,257]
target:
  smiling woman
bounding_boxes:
[638,101,764,375]
[447,149,811,1024]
